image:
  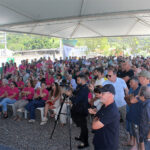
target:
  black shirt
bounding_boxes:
[123,69,134,88]
[70,84,89,104]
[117,70,126,78]
[93,102,120,150]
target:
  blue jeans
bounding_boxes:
[0,98,16,112]
[144,140,150,150]
[126,120,134,136]
[25,99,45,119]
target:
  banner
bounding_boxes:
[62,39,77,47]
[63,45,74,58]
[62,39,77,59]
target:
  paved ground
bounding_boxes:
[0,111,131,150]
[0,145,16,150]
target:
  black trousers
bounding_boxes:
[72,115,88,144]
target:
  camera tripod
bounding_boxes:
[50,95,72,150]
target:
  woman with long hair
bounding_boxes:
[40,82,61,125]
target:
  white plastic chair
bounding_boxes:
[8,104,15,116]
[36,107,45,121]
[24,107,45,121]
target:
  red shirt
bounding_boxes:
[22,87,34,100]
[7,87,19,100]
[46,60,52,64]
[17,81,24,89]
[46,77,54,86]
[19,65,26,70]
[3,85,10,94]
[36,63,43,69]
[0,80,2,87]
[0,87,5,96]
[0,86,10,97]
[36,88,49,101]
[88,92,93,99]
[7,66,15,73]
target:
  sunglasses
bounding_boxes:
[107,75,112,78]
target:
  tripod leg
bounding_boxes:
[67,105,72,150]
[50,99,65,139]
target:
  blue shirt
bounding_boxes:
[103,78,127,107]
[126,87,141,124]
[70,79,77,90]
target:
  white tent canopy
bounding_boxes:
[1,0,150,38]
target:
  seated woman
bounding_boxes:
[0,79,10,117]
[25,82,49,123]
[13,80,34,121]
[0,81,19,118]
[16,76,24,91]
[45,73,54,91]
[40,82,61,125]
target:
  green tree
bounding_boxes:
[6,33,60,51]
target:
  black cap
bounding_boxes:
[100,84,115,95]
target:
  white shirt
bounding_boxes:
[34,81,41,89]
[95,78,105,87]
[94,99,103,111]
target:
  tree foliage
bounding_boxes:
[0,33,60,51]
[0,33,150,56]
[76,37,150,56]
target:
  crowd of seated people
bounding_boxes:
[0,55,150,149]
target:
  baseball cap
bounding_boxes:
[100,84,115,95]
[138,70,150,79]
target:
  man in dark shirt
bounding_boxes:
[125,77,141,148]
[122,60,134,88]
[68,74,89,149]
[91,84,120,150]
[117,62,126,78]
[139,86,150,150]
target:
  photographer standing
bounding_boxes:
[67,74,89,149]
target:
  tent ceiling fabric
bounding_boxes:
[0,0,150,38]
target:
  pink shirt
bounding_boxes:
[17,81,24,88]
[3,85,10,92]
[46,60,52,64]
[19,65,26,70]
[22,87,34,100]
[7,66,15,73]
[7,87,19,100]
[0,87,5,96]
[36,88,49,101]
[45,72,49,79]
[88,92,93,99]
[36,63,43,69]
[46,77,54,86]
[0,80,2,87]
